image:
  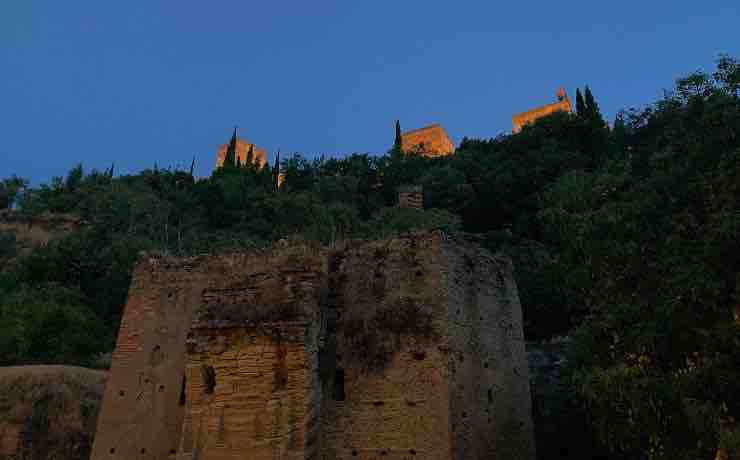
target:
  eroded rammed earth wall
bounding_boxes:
[90,256,211,460]
[321,235,452,460]
[92,232,534,460]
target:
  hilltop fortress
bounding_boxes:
[400,124,455,158]
[90,232,535,460]
[511,88,572,134]
[214,87,571,169]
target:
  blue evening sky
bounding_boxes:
[2,1,739,183]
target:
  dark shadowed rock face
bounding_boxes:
[0,365,106,460]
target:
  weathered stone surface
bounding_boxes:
[91,232,534,460]
[512,89,573,133]
[401,124,455,157]
[398,185,424,210]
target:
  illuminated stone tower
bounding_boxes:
[512,87,572,133]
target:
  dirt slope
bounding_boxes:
[0,365,106,460]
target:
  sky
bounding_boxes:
[2,1,739,183]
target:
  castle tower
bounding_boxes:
[215,136,268,169]
[512,87,572,133]
[90,233,535,460]
[401,124,455,157]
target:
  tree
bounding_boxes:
[273,150,281,191]
[576,88,586,117]
[0,176,28,209]
[246,144,254,166]
[223,127,238,169]
[584,86,606,127]
[394,120,403,152]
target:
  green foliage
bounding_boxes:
[0,284,109,366]
[394,120,402,151]
[576,88,586,117]
[0,175,29,209]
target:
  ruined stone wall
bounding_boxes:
[321,235,453,460]
[512,98,572,133]
[398,185,424,210]
[401,125,455,157]
[93,234,534,460]
[89,256,211,460]
[178,322,319,460]
[175,245,325,460]
[442,242,535,460]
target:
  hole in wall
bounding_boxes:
[381,450,388,456]
[373,401,384,407]
[201,364,216,394]
[412,351,426,361]
[168,292,173,298]
[149,345,164,367]
[484,362,489,368]
[406,400,416,407]
[118,390,125,397]
[415,269,423,277]
[179,375,187,406]
[109,448,116,454]
[169,449,176,455]
[409,449,417,455]
[140,448,147,454]
[333,368,345,401]
[488,388,493,404]
[159,384,165,392]
[352,450,358,456]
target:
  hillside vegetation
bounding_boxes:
[1,57,738,459]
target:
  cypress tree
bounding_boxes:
[246,144,254,167]
[584,86,596,118]
[584,86,606,127]
[189,156,196,177]
[224,127,238,169]
[576,88,586,117]
[394,120,403,151]
[273,150,281,191]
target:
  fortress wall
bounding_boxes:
[442,242,535,460]
[172,246,326,460]
[90,257,210,460]
[401,125,455,157]
[512,99,572,133]
[398,185,424,210]
[321,233,453,460]
[177,322,320,460]
[92,233,535,460]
